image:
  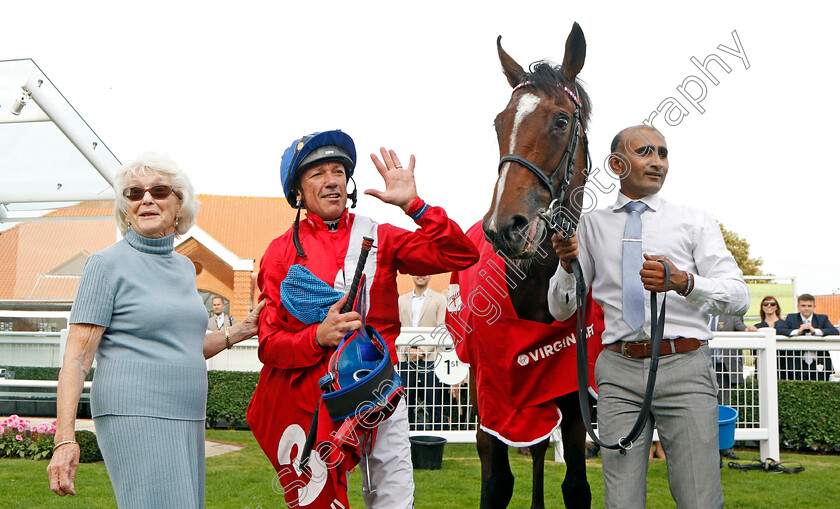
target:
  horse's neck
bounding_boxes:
[507,244,559,324]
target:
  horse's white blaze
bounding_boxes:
[492,93,541,227]
[510,93,540,153]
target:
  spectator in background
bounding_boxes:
[649,439,666,460]
[399,275,447,327]
[207,296,237,332]
[397,346,444,429]
[745,296,783,331]
[776,294,838,337]
[776,294,837,381]
[398,275,448,430]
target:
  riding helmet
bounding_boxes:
[280,129,356,205]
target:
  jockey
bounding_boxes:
[247,129,479,509]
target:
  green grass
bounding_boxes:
[2,432,839,508]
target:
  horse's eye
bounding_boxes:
[554,117,569,130]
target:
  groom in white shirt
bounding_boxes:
[549,125,749,509]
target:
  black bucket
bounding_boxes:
[410,435,447,470]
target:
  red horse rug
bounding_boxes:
[446,221,604,446]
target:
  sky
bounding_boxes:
[1,0,838,295]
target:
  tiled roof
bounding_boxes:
[0,204,113,300]
[814,294,840,326]
[0,227,19,299]
[194,194,295,273]
[28,276,82,300]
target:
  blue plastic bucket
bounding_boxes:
[718,405,737,450]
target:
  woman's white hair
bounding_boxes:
[113,152,199,236]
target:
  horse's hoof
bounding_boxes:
[561,478,592,509]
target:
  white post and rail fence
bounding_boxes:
[2,327,839,462]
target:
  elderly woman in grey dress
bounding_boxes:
[46,152,264,507]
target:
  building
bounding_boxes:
[0,196,451,332]
[814,295,840,326]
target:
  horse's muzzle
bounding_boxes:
[484,215,545,259]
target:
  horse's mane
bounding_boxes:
[524,61,592,129]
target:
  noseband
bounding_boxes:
[497,81,591,240]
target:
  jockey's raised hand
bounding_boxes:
[365,148,419,213]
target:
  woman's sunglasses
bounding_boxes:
[123,185,183,202]
[762,302,778,307]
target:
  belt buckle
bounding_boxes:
[621,341,651,358]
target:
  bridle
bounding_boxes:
[496,79,668,454]
[496,80,591,241]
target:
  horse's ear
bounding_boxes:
[562,22,586,82]
[497,36,526,89]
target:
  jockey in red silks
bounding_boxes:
[246,130,479,508]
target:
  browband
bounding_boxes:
[512,80,581,107]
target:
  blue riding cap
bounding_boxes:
[280,129,357,201]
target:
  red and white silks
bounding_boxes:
[247,202,478,508]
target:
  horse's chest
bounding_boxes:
[507,269,555,324]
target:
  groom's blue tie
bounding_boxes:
[622,201,648,330]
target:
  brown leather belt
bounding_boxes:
[604,338,707,358]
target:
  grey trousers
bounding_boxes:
[596,345,723,509]
[360,398,415,509]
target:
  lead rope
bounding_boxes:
[728,459,804,474]
[573,258,669,453]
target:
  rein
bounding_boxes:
[497,80,666,453]
[573,258,669,453]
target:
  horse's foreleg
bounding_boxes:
[528,438,549,509]
[476,428,514,509]
[558,392,592,509]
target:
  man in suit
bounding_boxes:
[398,275,447,429]
[776,294,837,380]
[398,275,446,327]
[207,296,237,331]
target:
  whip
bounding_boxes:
[342,236,375,313]
[301,235,376,465]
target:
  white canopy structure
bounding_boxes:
[0,59,119,226]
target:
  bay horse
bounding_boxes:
[470,22,595,509]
